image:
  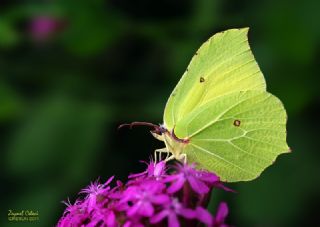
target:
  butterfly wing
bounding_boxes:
[164,28,266,130]
[174,90,289,182]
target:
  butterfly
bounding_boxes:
[120,28,290,182]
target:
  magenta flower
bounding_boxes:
[165,163,220,194]
[195,206,214,226]
[29,16,63,41]
[123,218,144,227]
[90,207,117,227]
[121,180,170,217]
[79,176,114,213]
[58,199,87,227]
[58,199,88,227]
[129,159,166,180]
[150,198,195,227]
[61,198,82,216]
[213,202,230,227]
[57,160,233,227]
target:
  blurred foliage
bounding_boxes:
[0,0,319,226]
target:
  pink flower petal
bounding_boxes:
[196,206,213,226]
[106,211,116,226]
[188,176,209,194]
[151,194,170,204]
[215,202,228,222]
[167,175,186,193]
[154,161,166,177]
[150,210,168,224]
[140,202,154,217]
[178,207,196,219]
[127,203,140,216]
[168,212,180,227]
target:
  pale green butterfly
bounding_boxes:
[121,28,290,182]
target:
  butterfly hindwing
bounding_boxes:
[174,90,289,182]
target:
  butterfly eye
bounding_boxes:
[200,77,205,83]
[159,125,167,134]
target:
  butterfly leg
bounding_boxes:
[165,151,170,160]
[154,148,169,163]
[164,154,175,162]
[163,152,187,163]
[177,153,187,164]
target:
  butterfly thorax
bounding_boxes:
[151,127,189,161]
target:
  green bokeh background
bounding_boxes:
[1,0,319,226]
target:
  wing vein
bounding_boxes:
[228,141,270,164]
[188,93,271,137]
[243,136,287,151]
[191,143,255,176]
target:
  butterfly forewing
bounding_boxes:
[164,28,266,130]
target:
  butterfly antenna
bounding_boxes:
[118,121,160,131]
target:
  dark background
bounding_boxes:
[1,0,319,226]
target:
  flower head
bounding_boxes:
[79,176,114,212]
[57,161,232,227]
